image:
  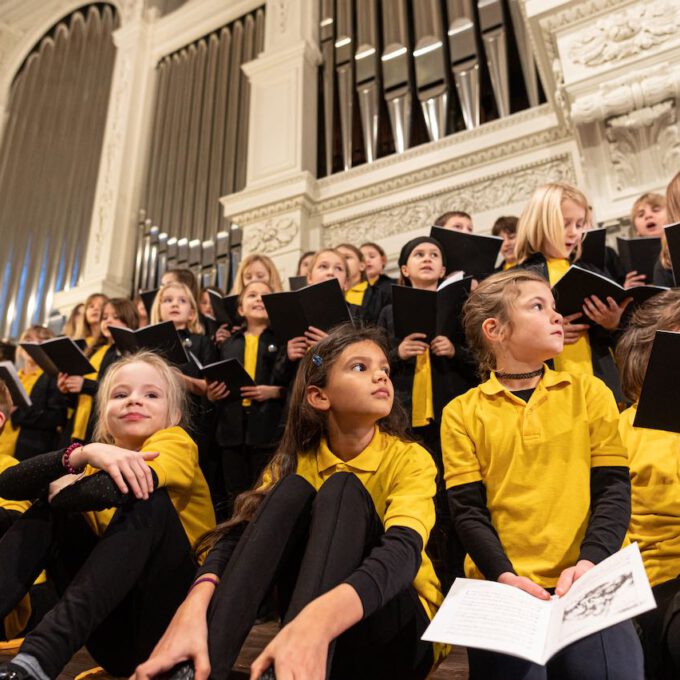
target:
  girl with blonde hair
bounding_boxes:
[515,182,628,398]
[229,254,283,296]
[653,172,680,287]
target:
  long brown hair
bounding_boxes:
[615,290,680,402]
[89,298,140,356]
[195,323,410,558]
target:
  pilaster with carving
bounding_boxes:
[53,2,158,309]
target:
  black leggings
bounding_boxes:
[637,575,680,679]
[206,472,434,680]
[0,490,196,678]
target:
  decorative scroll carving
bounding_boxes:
[567,1,680,68]
[323,156,576,246]
[243,216,299,253]
[605,99,680,191]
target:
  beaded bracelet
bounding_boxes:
[190,576,220,591]
[62,442,85,475]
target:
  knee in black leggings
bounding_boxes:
[314,472,373,516]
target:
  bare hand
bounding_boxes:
[57,373,84,394]
[623,270,646,289]
[398,333,429,360]
[133,584,213,680]
[304,326,328,347]
[240,385,283,402]
[214,325,231,346]
[582,295,631,331]
[206,380,230,402]
[70,443,159,499]
[250,615,329,680]
[183,375,207,397]
[555,559,595,597]
[431,335,455,358]
[287,337,307,362]
[562,312,590,345]
[498,572,551,600]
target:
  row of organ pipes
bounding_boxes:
[320,0,541,174]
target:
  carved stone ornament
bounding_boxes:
[243,216,299,253]
[121,0,145,24]
[323,156,576,246]
[567,1,680,68]
[276,0,289,34]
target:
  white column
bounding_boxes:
[220,0,322,281]
[53,2,158,310]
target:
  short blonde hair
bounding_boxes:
[150,282,204,334]
[630,192,666,225]
[93,351,188,444]
[230,254,283,295]
[463,268,551,379]
[515,182,589,262]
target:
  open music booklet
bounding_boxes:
[422,543,655,665]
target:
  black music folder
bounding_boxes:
[20,337,95,377]
[109,321,188,365]
[189,352,255,400]
[616,236,661,281]
[262,278,352,342]
[288,275,308,292]
[430,226,503,279]
[0,361,32,408]
[551,265,667,320]
[663,222,680,286]
[579,229,607,272]
[139,288,159,318]
[392,277,472,342]
[634,330,680,433]
[208,291,241,328]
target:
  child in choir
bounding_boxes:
[133,295,149,328]
[0,352,215,680]
[625,192,668,287]
[134,325,445,680]
[616,291,680,679]
[336,243,388,324]
[360,241,395,300]
[58,298,140,444]
[654,173,679,288]
[230,254,283,295]
[515,182,628,399]
[296,251,315,277]
[62,304,84,339]
[150,282,216,397]
[0,326,68,461]
[161,267,202,305]
[206,281,285,516]
[74,294,107,345]
[0,382,57,646]
[434,210,473,233]
[491,216,518,270]
[441,268,643,679]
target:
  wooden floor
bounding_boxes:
[1,623,469,679]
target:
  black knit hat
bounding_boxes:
[398,236,447,269]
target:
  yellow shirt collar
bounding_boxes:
[316,427,384,473]
[480,364,573,396]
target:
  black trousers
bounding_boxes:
[219,443,276,515]
[0,490,196,678]
[637,575,680,679]
[206,472,434,680]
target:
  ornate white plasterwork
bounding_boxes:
[322,155,577,246]
[242,215,299,253]
[567,0,680,68]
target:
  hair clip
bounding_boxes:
[311,354,323,367]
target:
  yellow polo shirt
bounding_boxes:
[619,404,680,588]
[262,428,447,663]
[442,366,627,588]
[547,258,593,376]
[345,280,369,307]
[81,426,215,551]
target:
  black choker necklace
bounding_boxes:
[495,367,544,380]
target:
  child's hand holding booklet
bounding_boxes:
[422,543,655,665]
